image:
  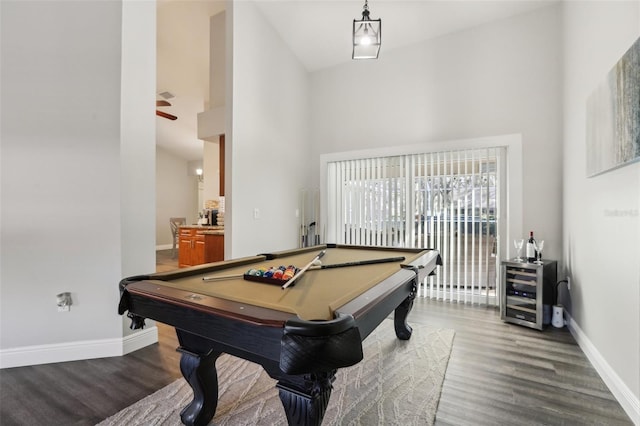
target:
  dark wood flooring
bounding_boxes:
[0,251,632,425]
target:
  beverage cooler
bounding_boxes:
[501,260,557,330]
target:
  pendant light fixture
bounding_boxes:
[352,0,381,60]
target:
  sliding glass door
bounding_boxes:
[326,147,504,305]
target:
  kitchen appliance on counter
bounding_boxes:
[199,209,218,226]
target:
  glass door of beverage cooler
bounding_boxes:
[505,266,538,322]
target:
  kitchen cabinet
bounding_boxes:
[178,227,224,268]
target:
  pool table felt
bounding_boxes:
[155,247,426,321]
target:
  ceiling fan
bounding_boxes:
[156,100,177,121]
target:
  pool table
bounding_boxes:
[118,244,441,426]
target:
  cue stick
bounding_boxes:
[202,273,243,281]
[308,256,405,270]
[282,249,326,289]
[203,255,405,282]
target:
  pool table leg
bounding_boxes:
[394,278,418,340]
[276,370,336,426]
[177,346,222,426]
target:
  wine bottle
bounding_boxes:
[526,231,537,263]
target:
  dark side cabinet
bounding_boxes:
[501,260,557,330]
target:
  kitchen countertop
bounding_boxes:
[180,225,224,235]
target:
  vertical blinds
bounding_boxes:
[326,147,502,304]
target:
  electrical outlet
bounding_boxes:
[253,208,260,220]
[56,292,72,312]
[567,276,571,290]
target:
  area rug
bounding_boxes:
[97,321,455,426]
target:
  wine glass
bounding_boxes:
[534,240,544,264]
[513,239,524,261]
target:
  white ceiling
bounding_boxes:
[156,0,557,161]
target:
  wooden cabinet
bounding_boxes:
[178,228,201,267]
[205,233,224,262]
[501,260,557,330]
[178,227,224,268]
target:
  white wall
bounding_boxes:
[210,11,226,109]
[229,1,311,257]
[156,146,199,247]
[121,0,157,279]
[309,5,564,262]
[203,139,221,206]
[562,1,640,420]
[0,0,156,367]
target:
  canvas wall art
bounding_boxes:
[586,36,640,177]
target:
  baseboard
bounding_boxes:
[0,326,158,369]
[123,326,158,355]
[566,312,640,425]
[156,244,173,251]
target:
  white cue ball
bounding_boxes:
[312,259,322,266]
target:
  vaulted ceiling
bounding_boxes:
[157,0,556,161]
